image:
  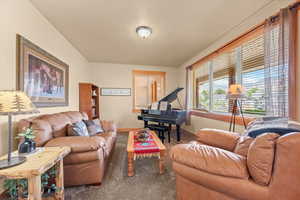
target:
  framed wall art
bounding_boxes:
[101,88,131,96]
[16,35,69,107]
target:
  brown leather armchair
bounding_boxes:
[170,128,300,200]
[17,111,117,186]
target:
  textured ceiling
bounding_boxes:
[30,0,274,67]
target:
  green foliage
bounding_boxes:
[4,178,27,199]
[199,90,209,109]
[197,83,267,114]
[244,109,266,115]
[4,165,59,199]
[214,88,226,95]
[16,127,35,140]
[246,88,259,98]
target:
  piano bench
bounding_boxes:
[146,124,171,143]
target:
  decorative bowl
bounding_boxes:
[135,129,150,142]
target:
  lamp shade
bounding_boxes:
[227,84,245,99]
[0,91,39,115]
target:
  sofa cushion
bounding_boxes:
[170,141,249,179]
[63,111,86,123]
[64,149,103,165]
[81,112,89,120]
[67,121,89,136]
[234,136,254,157]
[38,113,71,137]
[172,162,268,200]
[247,133,280,186]
[45,136,106,153]
[196,129,240,152]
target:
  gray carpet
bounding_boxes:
[65,131,195,200]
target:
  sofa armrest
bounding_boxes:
[170,142,248,179]
[196,128,240,152]
[45,136,106,153]
[101,120,117,132]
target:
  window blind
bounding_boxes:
[264,25,289,117]
[242,35,264,71]
[240,35,266,115]
[239,25,289,116]
[212,51,236,112]
[195,62,210,110]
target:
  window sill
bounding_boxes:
[190,110,256,126]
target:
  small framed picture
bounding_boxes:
[101,88,131,96]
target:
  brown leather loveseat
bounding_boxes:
[170,128,300,200]
[17,111,117,187]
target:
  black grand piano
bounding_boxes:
[137,88,187,141]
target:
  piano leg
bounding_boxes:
[168,124,172,143]
[161,131,165,143]
[144,121,148,128]
[176,125,181,142]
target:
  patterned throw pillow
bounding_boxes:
[84,119,104,136]
[67,121,89,136]
[245,117,300,138]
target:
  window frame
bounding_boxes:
[189,6,297,122]
[193,41,270,117]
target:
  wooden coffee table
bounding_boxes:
[127,130,166,177]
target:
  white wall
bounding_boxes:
[178,0,293,134]
[184,116,245,134]
[90,62,179,128]
[0,0,91,156]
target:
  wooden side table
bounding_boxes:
[127,131,166,177]
[0,147,70,200]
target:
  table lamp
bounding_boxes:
[227,84,247,132]
[0,91,39,169]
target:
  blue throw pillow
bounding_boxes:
[67,121,89,136]
[246,117,300,138]
[247,127,300,138]
[83,119,104,136]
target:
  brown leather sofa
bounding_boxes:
[17,111,117,187]
[170,128,300,200]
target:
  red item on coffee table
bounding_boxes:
[133,134,160,154]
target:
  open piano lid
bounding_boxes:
[158,88,184,104]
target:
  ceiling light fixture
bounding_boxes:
[136,26,152,39]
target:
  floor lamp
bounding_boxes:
[0,91,39,169]
[227,84,247,132]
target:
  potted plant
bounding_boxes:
[17,125,36,154]
[4,166,59,199]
